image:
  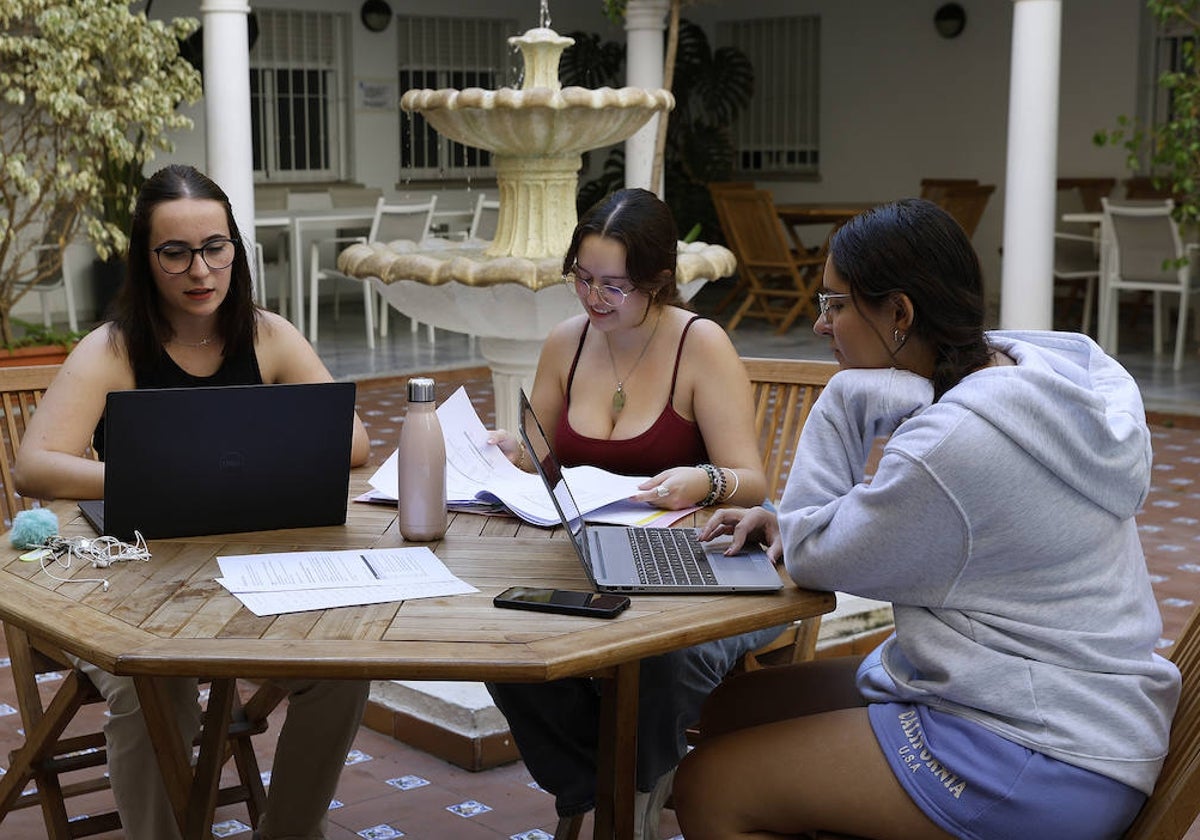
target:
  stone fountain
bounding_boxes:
[337,25,736,430]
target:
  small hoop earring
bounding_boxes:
[893,329,907,346]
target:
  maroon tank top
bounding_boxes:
[554,316,709,475]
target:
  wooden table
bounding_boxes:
[0,469,835,839]
[774,202,876,255]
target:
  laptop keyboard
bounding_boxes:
[627,528,718,586]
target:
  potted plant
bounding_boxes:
[1094,0,1200,227]
[0,319,87,367]
[0,0,202,349]
[566,10,754,245]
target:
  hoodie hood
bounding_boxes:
[943,331,1151,518]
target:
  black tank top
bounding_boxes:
[92,343,263,458]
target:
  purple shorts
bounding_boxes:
[868,701,1145,840]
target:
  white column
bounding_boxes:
[1000,0,1061,330]
[624,0,670,195]
[200,0,258,294]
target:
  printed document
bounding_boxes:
[216,547,477,616]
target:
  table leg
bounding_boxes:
[593,661,639,840]
[134,676,234,840]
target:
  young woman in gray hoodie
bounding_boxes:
[673,198,1181,840]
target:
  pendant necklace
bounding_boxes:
[603,309,663,414]
[169,336,212,348]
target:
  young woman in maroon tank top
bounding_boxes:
[485,189,779,838]
[489,187,766,509]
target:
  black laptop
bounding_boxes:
[78,382,356,540]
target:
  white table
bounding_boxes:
[254,206,378,335]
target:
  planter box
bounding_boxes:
[0,344,72,367]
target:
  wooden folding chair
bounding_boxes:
[707,182,757,316]
[738,357,839,669]
[918,177,978,204]
[713,189,826,334]
[935,183,996,239]
[0,364,284,838]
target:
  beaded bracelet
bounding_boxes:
[698,463,724,507]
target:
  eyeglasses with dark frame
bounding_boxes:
[816,292,852,324]
[152,238,237,275]
[563,269,632,308]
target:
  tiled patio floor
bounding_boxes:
[0,362,1196,839]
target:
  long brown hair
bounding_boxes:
[109,164,258,373]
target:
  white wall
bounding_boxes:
[32,0,1143,326]
[687,0,1142,317]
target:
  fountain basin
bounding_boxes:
[338,237,735,428]
[401,86,675,157]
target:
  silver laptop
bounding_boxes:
[517,391,782,594]
[79,382,356,541]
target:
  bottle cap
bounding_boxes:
[407,377,436,402]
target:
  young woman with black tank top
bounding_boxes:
[15,164,370,840]
[485,188,776,838]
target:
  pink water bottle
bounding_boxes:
[397,377,447,541]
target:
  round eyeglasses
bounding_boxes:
[816,292,852,324]
[564,271,631,309]
[152,238,237,275]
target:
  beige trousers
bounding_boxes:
[72,658,369,840]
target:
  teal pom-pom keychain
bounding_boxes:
[11,508,59,556]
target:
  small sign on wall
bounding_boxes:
[356,78,397,112]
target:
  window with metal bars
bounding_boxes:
[397,16,518,179]
[718,16,821,177]
[1149,24,1197,128]
[250,9,348,182]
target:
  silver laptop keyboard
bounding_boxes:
[627,528,718,586]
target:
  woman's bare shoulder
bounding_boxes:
[679,313,739,358]
[544,314,588,349]
[253,308,300,338]
[52,323,134,391]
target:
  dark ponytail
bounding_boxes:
[828,198,990,400]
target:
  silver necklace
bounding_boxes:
[168,336,213,348]
[603,309,663,414]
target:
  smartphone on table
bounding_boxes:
[493,586,631,619]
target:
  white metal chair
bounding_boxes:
[468,192,501,241]
[27,244,80,333]
[308,195,437,347]
[1053,229,1101,335]
[1099,197,1200,370]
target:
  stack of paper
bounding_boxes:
[366,387,693,527]
[216,547,478,616]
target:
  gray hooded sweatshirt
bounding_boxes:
[778,330,1180,795]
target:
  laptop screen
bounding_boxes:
[519,391,591,562]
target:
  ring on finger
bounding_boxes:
[655,484,671,498]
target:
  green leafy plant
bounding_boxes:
[0,0,202,345]
[4,318,87,351]
[1094,0,1200,227]
[564,18,753,244]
